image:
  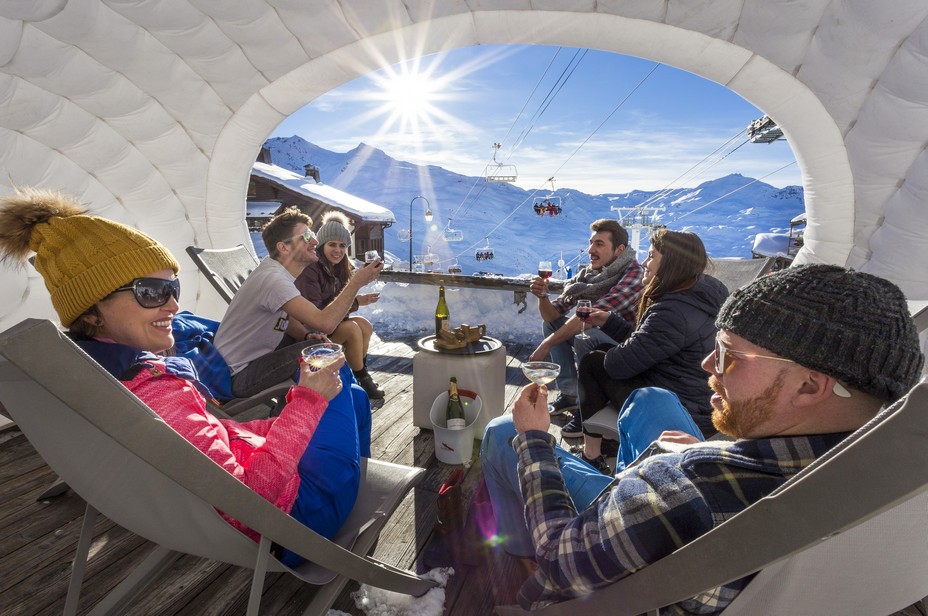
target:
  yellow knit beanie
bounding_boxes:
[0,187,179,327]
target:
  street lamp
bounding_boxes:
[409,195,432,272]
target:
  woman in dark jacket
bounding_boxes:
[295,211,384,399]
[568,229,729,472]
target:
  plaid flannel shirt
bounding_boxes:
[513,429,850,614]
[551,260,644,322]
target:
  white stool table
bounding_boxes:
[412,335,506,440]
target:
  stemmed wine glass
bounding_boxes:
[537,260,553,280]
[301,343,344,372]
[521,361,560,404]
[576,299,593,340]
[522,361,560,386]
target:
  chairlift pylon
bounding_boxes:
[485,142,517,182]
[475,237,495,261]
[532,177,562,217]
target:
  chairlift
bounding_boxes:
[485,142,517,182]
[422,245,439,266]
[531,178,562,217]
[442,219,464,242]
[475,238,494,262]
[448,259,463,275]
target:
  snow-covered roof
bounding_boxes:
[752,233,792,258]
[791,213,808,225]
[1,1,927,329]
[251,162,395,224]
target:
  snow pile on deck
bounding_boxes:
[327,566,454,616]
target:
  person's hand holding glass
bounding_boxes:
[301,343,344,371]
[521,361,560,405]
[576,299,593,339]
[298,343,345,400]
[530,262,552,298]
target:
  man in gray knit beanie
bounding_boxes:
[480,263,924,612]
[709,263,923,437]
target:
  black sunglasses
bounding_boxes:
[112,277,180,308]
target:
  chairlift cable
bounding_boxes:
[672,161,797,222]
[507,49,588,159]
[459,62,663,254]
[544,62,661,181]
[447,48,566,223]
[632,128,749,211]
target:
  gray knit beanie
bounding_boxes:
[315,211,352,246]
[716,264,923,402]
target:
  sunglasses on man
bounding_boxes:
[292,230,317,244]
[714,337,851,397]
[112,277,181,308]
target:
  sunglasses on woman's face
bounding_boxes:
[112,277,181,308]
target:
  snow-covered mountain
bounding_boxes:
[264,136,804,278]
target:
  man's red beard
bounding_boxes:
[709,371,786,438]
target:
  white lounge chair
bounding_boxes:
[496,381,928,615]
[0,319,436,616]
[186,244,260,305]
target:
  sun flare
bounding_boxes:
[379,71,442,121]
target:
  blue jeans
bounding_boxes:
[612,387,705,473]
[480,415,613,557]
[478,387,703,558]
[543,317,617,400]
[280,364,372,567]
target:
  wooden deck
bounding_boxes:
[0,333,572,616]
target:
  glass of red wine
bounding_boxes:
[576,299,592,339]
[538,260,553,279]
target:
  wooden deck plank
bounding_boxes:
[0,333,540,615]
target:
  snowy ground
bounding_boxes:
[358,279,545,344]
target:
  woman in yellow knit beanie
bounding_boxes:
[0,187,368,565]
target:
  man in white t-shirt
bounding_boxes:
[215,208,382,398]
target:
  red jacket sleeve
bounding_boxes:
[123,363,326,513]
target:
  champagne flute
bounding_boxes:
[576,299,592,340]
[301,343,344,372]
[537,260,553,280]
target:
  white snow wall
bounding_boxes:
[1,0,927,331]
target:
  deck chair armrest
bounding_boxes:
[496,382,928,615]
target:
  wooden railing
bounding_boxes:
[378,270,564,313]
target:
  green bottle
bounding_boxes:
[435,285,450,336]
[446,377,466,430]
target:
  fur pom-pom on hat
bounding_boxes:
[0,187,179,327]
[315,210,352,247]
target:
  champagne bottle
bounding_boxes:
[446,377,466,430]
[435,285,450,336]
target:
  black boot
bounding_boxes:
[353,367,385,400]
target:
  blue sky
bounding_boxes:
[272,45,799,195]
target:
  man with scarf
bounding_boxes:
[529,219,644,416]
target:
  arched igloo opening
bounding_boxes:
[1,1,926,331]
